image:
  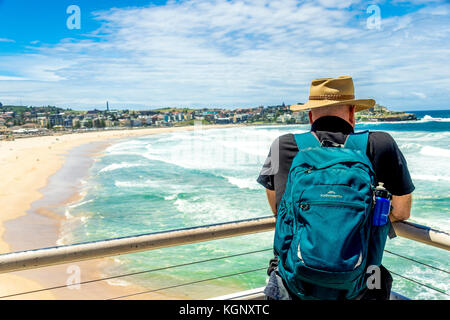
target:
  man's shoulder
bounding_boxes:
[268,133,299,162]
[271,133,297,150]
[368,131,398,150]
[368,130,395,140]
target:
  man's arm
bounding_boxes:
[266,188,277,216]
[390,193,412,222]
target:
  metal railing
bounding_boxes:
[0,217,448,300]
[0,216,275,274]
[0,217,448,274]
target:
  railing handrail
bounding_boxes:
[0,216,276,274]
[392,220,450,251]
[0,217,448,274]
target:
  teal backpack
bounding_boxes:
[274,130,391,300]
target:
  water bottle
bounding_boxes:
[372,182,392,226]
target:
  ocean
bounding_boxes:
[60,110,450,300]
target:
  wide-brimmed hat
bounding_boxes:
[290,76,375,112]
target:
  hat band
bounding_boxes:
[309,94,355,101]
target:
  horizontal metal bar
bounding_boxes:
[0,216,276,274]
[0,216,448,274]
[392,220,450,251]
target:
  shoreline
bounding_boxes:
[0,123,244,299]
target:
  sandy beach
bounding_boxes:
[0,124,242,300]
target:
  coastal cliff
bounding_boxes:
[356,104,417,122]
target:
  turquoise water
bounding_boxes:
[60,111,450,299]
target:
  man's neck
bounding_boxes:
[311,116,354,134]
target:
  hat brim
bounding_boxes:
[290,99,375,113]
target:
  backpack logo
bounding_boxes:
[320,190,343,198]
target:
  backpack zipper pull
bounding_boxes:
[300,204,310,211]
[304,168,313,174]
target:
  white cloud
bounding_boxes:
[417,3,450,15]
[0,76,28,81]
[412,92,427,99]
[317,0,357,9]
[392,0,446,4]
[0,0,449,110]
[0,38,15,43]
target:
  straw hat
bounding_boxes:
[290,76,375,112]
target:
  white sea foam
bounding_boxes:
[394,131,450,143]
[64,208,73,219]
[155,132,195,143]
[412,174,450,182]
[99,162,145,173]
[64,209,92,224]
[413,194,450,200]
[420,115,450,122]
[114,179,159,188]
[141,152,229,170]
[102,276,131,287]
[57,210,86,246]
[68,199,94,209]
[113,258,125,265]
[164,194,178,201]
[114,180,145,188]
[398,142,422,152]
[223,176,260,190]
[107,140,149,151]
[173,196,255,225]
[56,238,66,246]
[419,146,450,158]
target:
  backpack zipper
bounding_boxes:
[299,201,365,211]
[298,160,374,176]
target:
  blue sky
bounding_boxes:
[0,0,449,110]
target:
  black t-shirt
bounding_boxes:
[257,116,415,211]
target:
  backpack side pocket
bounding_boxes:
[367,220,391,267]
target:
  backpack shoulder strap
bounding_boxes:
[344,130,369,153]
[294,132,321,150]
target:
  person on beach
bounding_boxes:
[257,76,414,300]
